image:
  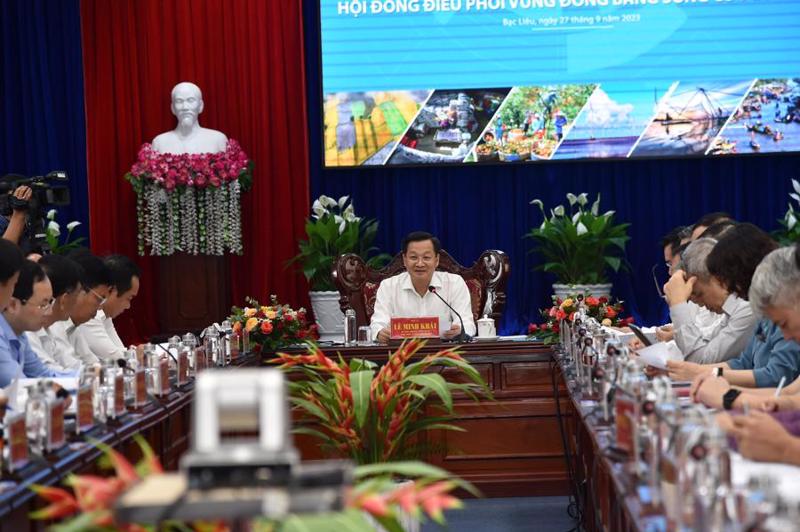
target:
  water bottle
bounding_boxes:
[204,326,221,366]
[344,308,357,346]
[220,320,233,366]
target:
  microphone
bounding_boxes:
[156,343,179,365]
[116,359,136,374]
[428,285,472,343]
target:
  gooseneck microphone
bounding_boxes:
[117,359,136,374]
[428,285,472,343]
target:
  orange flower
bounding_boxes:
[260,320,274,334]
[232,321,242,334]
[245,317,259,332]
[244,308,257,318]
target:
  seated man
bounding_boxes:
[370,232,476,344]
[49,251,112,366]
[26,255,85,371]
[0,260,77,387]
[663,237,756,363]
[78,255,140,361]
[0,239,24,311]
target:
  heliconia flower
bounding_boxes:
[65,474,124,513]
[356,493,391,517]
[88,440,139,487]
[29,485,79,519]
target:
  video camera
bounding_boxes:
[0,171,70,254]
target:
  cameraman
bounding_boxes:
[0,185,32,246]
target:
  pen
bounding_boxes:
[774,376,786,398]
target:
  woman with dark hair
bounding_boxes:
[667,226,800,388]
[0,239,25,312]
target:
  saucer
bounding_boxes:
[474,335,499,342]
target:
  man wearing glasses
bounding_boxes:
[0,260,78,388]
[370,231,476,344]
[47,251,112,366]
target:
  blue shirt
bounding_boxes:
[0,313,76,388]
[727,318,800,387]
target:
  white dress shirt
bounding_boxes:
[49,319,99,366]
[25,326,83,372]
[76,310,126,362]
[370,271,476,339]
[670,293,757,364]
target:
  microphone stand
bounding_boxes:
[427,285,472,344]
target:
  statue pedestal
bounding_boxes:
[158,254,230,334]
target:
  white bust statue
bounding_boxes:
[152,82,228,154]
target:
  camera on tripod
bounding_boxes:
[0,171,71,254]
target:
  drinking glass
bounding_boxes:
[357,326,372,346]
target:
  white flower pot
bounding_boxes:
[309,291,344,342]
[552,283,612,301]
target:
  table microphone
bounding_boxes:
[428,285,472,343]
[117,359,137,374]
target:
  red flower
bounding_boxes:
[555,309,567,321]
[552,323,560,333]
[585,296,600,307]
[548,306,558,318]
[598,296,609,304]
[605,307,618,319]
[261,321,274,334]
[568,311,577,322]
[285,314,295,322]
[528,323,539,334]
[623,316,635,326]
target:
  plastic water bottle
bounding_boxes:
[344,309,357,346]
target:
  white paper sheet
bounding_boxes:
[731,451,800,503]
[636,341,683,370]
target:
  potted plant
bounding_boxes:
[773,179,800,245]
[273,340,489,532]
[290,195,390,341]
[526,192,630,299]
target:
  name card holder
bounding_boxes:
[615,396,636,454]
[134,369,147,408]
[135,344,146,367]
[46,399,66,452]
[7,413,29,472]
[177,350,189,386]
[112,374,126,418]
[76,385,95,434]
[390,317,440,339]
[158,358,171,396]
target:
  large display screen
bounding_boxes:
[319,0,800,167]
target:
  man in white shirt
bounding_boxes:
[370,232,476,343]
[77,255,140,362]
[26,255,88,370]
[663,238,756,363]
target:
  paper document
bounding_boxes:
[603,325,658,346]
[731,451,800,503]
[636,341,683,370]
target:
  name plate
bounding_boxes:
[7,413,29,471]
[76,386,94,433]
[134,369,147,407]
[230,332,241,360]
[390,317,440,339]
[195,346,207,373]
[135,344,145,367]
[159,358,171,396]
[177,351,189,385]
[113,374,126,417]
[615,396,636,453]
[46,399,66,452]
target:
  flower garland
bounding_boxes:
[528,293,633,344]
[125,140,253,256]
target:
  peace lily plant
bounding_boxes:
[525,192,630,285]
[773,178,800,245]
[44,209,85,255]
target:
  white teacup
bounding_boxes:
[477,316,496,338]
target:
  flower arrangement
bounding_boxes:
[773,178,800,245]
[125,140,253,256]
[229,296,318,353]
[272,339,490,465]
[526,192,630,285]
[44,209,85,255]
[528,293,633,344]
[290,195,391,292]
[31,436,472,531]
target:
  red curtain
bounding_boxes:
[80,0,310,341]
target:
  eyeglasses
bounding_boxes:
[406,255,436,264]
[87,287,107,307]
[19,297,55,312]
[651,263,667,300]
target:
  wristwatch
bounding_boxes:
[713,367,724,378]
[722,389,742,410]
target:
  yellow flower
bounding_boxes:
[244,308,257,318]
[265,309,277,319]
[560,298,574,309]
[261,306,270,314]
[245,317,259,332]
[601,318,612,327]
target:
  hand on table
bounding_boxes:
[376,328,391,344]
[627,338,645,352]
[442,323,461,340]
[655,325,674,342]
[691,374,730,407]
[731,411,799,463]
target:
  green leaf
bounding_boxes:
[407,374,452,412]
[604,256,622,272]
[290,398,330,423]
[355,461,452,480]
[291,426,335,445]
[350,369,374,429]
